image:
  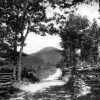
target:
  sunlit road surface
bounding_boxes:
[9,68,90,100]
[43,68,62,81]
[20,68,65,93]
[10,68,67,100]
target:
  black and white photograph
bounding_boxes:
[0,0,99,100]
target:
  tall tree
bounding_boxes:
[79,19,99,65]
[55,13,90,69]
[0,0,56,82]
[55,13,99,70]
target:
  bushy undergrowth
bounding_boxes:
[76,60,100,70]
[21,67,39,83]
[0,85,21,100]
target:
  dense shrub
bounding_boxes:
[21,67,39,83]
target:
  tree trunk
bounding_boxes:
[13,65,17,82]
[17,24,30,82]
[17,0,29,82]
[13,33,18,82]
[18,46,23,82]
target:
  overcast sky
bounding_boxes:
[23,2,99,54]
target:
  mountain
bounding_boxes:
[22,47,62,68]
[30,47,62,65]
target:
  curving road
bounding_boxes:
[9,68,90,100]
[20,68,65,93]
[10,68,66,100]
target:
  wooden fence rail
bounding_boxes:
[0,73,14,89]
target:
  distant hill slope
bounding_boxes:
[29,47,62,65]
[21,47,62,69]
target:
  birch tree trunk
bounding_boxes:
[18,45,23,82]
[17,24,30,82]
[17,0,29,82]
[13,33,18,82]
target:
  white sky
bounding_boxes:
[76,2,99,23]
[23,33,62,54]
[23,2,99,54]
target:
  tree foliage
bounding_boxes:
[55,13,99,69]
[55,13,89,66]
[0,0,54,81]
[47,0,98,9]
[0,22,19,65]
[81,19,99,63]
